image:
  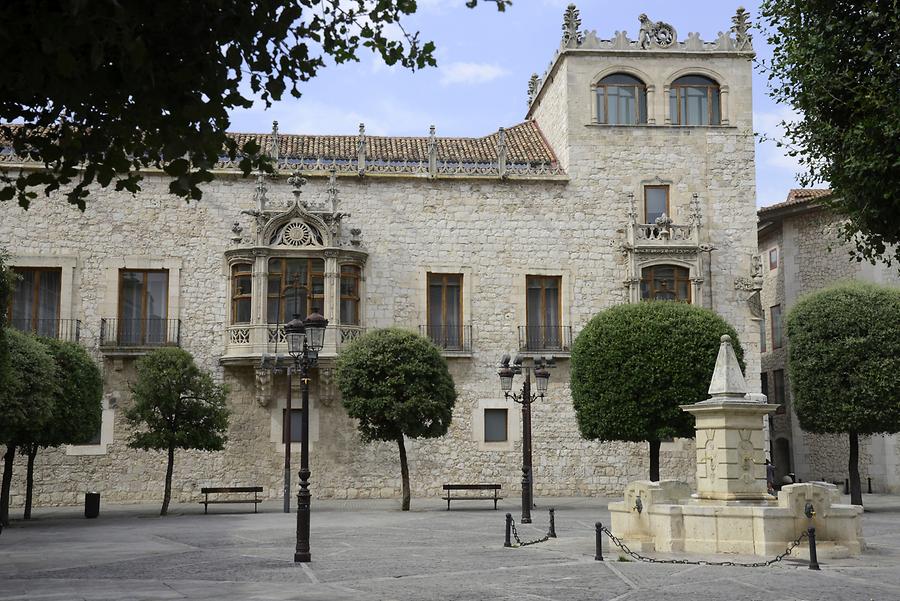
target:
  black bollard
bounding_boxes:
[844,479,849,495]
[868,477,872,494]
[595,522,603,561]
[504,513,512,548]
[549,508,557,538]
[807,526,820,571]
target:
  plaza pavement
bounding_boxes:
[2,494,900,601]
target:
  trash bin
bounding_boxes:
[84,492,100,519]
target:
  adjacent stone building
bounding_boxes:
[758,190,900,491]
[2,7,763,508]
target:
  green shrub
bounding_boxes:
[571,301,742,480]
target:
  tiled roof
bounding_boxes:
[758,188,832,215]
[229,120,559,165]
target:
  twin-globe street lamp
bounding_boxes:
[284,305,328,563]
[498,355,551,524]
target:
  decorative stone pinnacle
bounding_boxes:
[527,73,540,104]
[562,4,582,48]
[706,334,749,399]
[288,174,307,192]
[269,120,280,161]
[732,6,752,50]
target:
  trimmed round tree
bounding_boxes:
[787,282,900,506]
[571,301,743,481]
[125,348,230,516]
[0,330,58,528]
[21,338,102,519]
[336,328,456,510]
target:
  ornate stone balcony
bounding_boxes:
[631,221,700,248]
[222,324,365,365]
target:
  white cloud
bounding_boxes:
[439,62,508,86]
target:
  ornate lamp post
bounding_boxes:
[498,354,551,524]
[285,306,328,563]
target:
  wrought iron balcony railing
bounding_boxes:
[518,325,572,353]
[100,318,181,348]
[420,324,473,353]
[9,318,81,341]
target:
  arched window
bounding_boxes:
[340,265,361,325]
[670,75,720,125]
[595,73,647,125]
[267,258,325,323]
[640,265,691,302]
[231,263,252,324]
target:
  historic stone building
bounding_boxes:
[758,190,900,492]
[2,7,763,508]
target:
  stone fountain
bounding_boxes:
[608,335,864,558]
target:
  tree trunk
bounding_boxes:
[849,431,863,507]
[24,444,37,520]
[398,436,410,511]
[161,444,175,516]
[1,445,15,528]
[649,439,661,482]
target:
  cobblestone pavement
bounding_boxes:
[2,495,900,600]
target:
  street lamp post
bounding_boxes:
[284,307,329,564]
[498,355,551,525]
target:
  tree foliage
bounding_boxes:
[0,0,509,210]
[336,328,456,509]
[760,0,900,265]
[0,329,58,527]
[0,252,14,415]
[786,282,900,506]
[125,347,229,515]
[0,330,59,446]
[787,282,900,435]
[18,338,102,519]
[32,338,103,448]
[571,302,743,480]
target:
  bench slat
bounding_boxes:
[443,484,501,490]
[199,500,261,505]
[201,486,263,494]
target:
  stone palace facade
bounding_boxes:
[2,7,764,507]
[758,190,900,492]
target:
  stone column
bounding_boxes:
[646,84,656,125]
[682,335,778,501]
[662,85,671,125]
[719,85,730,126]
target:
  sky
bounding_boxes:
[228,0,804,208]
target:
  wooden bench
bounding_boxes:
[442,483,502,510]
[200,486,263,514]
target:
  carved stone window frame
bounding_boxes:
[663,67,729,126]
[589,66,656,125]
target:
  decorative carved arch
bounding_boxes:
[663,66,726,88]
[260,204,331,248]
[590,65,653,88]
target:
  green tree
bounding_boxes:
[0,0,509,209]
[571,302,743,481]
[787,282,900,506]
[760,0,900,265]
[20,338,102,519]
[336,328,456,510]
[0,330,58,528]
[125,348,229,516]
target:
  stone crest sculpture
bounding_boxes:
[638,14,676,49]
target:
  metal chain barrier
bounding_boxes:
[599,524,809,568]
[504,510,556,548]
